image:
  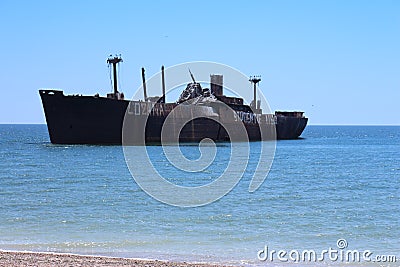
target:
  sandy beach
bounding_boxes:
[0,251,236,267]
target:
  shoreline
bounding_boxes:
[0,250,238,267]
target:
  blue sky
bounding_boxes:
[0,0,399,124]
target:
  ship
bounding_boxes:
[39,56,308,145]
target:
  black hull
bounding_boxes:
[276,115,308,140]
[40,90,308,144]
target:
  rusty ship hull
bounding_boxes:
[39,56,308,144]
[39,90,308,144]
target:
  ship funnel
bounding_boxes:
[210,74,223,96]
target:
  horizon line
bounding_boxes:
[1,123,399,126]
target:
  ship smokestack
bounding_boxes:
[161,65,166,103]
[141,67,147,101]
[210,74,223,96]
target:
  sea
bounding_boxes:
[0,125,399,265]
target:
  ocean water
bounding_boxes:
[0,125,399,265]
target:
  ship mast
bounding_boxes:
[107,55,123,97]
[161,65,166,103]
[141,67,147,101]
[188,68,196,83]
[249,75,261,113]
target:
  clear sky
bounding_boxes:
[0,0,399,124]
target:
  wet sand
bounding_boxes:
[0,250,236,267]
